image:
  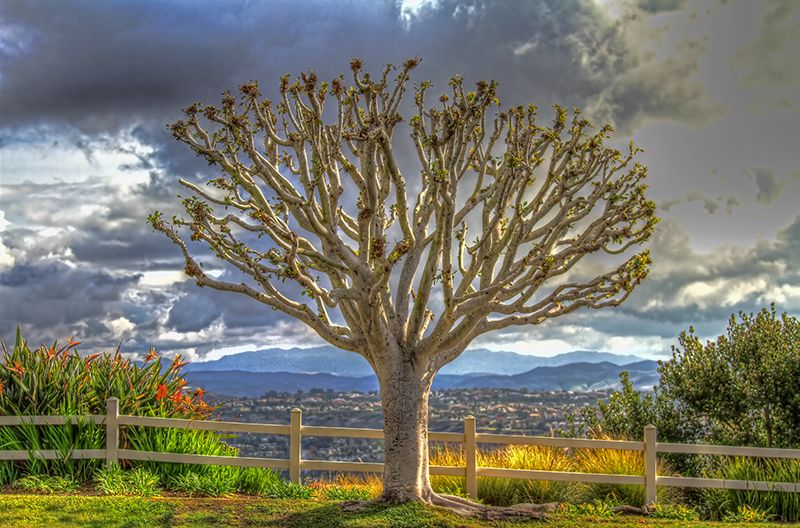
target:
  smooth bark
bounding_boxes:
[379,360,435,502]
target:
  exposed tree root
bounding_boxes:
[430,493,553,520]
[339,494,553,520]
[612,504,652,515]
[340,495,656,520]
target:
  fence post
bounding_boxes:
[464,415,478,499]
[644,424,657,505]
[105,397,119,467]
[290,408,302,484]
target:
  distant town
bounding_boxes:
[206,388,607,462]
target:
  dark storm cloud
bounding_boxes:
[0,260,140,344]
[0,0,395,133]
[751,167,783,204]
[0,177,184,268]
[0,0,715,138]
[635,0,686,13]
[164,272,293,333]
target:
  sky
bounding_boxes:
[1,0,799,362]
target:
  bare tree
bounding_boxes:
[149,59,658,514]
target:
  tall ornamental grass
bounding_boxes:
[427,440,678,507]
[430,443,581,506]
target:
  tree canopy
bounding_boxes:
[577,305,800,449]
[149,59,658,510]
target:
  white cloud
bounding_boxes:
[676,277,768,309]
[158,316,226,344]
[138,271,187,288]
[106,316,135,339]
[0,240,14,270]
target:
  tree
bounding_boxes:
[148,59,657,513]
[659,306,800,448]
[572,306,800,451]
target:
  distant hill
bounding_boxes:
[184,360,659,398]
[434,360,660,391]
[187,347,645,377]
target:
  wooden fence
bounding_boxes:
[2,397,800,503]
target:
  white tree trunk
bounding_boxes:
[378,360,435,503]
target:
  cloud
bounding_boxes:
[659,190,741,214]
[0,0,716,138]
[634,0,686,14]
[734,0,800,88]
[0,260,142,347]
[751,167,783,204]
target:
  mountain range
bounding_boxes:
[183,347,659,398]
[187,346,646,377]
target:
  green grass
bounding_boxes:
[0,494,796,527]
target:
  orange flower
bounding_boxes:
[8,361,25,376]
[155,384,168,401]
[0,380,4,397]
[85,353,100,362]
[144,348,158,362]
[170,354,188,371]
[172,389,183,403]
[194,388,205,400]
[66,337,82,351]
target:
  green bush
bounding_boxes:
[722,504,773,523]
[701,457,800,522]
[648,502,700,521]
[564,499,617,518]
[94,465,161,496]
[234,467,288,496]
[572,442,678,507]
[168,472,237,497]
[13,474,79,493]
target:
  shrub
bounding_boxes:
[319,484,373,501]
[648,502,700,521]
[168,472,236,497]
[701,457,800,522]
[94,465,162,496]
[564,499,617,517]
[12,474,79,493]
[722,504,773,523]
[234,467,287,496]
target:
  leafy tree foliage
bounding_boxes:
[575,306,800,449]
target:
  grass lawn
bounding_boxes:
[0,494,797,528]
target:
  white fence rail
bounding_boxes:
[2,397,800,502]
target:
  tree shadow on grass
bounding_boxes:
[257,501,486,528]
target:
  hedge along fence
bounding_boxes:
[2,398,800,503]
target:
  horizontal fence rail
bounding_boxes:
[2,397,800,503]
